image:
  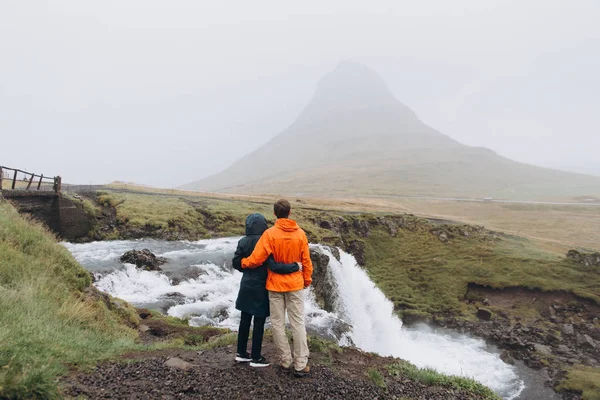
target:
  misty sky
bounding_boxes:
[1,0,599,187]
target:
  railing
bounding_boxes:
[0,166,61,193]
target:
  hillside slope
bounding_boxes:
[182,62,600,199]
[0,200,138,399]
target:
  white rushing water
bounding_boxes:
[65,238,524,399]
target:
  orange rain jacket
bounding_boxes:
[242,218,313,292]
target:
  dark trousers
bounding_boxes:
[237,311,266,360]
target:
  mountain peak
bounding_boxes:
[302,61,408,121]
[316,61,390,96]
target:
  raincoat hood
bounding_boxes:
[245,213,268,236]
[275,218,299,232]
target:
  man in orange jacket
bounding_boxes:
[242,199,313,377]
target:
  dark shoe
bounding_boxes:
[235,352,252,363]
[250,356,270,368]
[279,364,292,372]
[294,365,310,378]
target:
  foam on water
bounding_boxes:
[67,238,525,399]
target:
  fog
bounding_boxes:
[1,0,599,187]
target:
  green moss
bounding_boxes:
[556,366,600,400]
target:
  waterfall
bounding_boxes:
[314,245,525,399]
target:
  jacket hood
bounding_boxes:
[275,218,299,232]
[245,213,268,236]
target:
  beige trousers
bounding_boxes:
[268,290,309,370]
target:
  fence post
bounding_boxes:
[12,170,17,189]
[0,167,3,190]
[53,176,62,193]
[37,174,43,190]
[26,173,34,190]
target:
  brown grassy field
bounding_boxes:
[358,197,600,251]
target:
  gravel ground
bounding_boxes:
[64,343,493,400]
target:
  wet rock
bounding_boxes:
[500,350,515,365]
[345,239,366,266]
[164,357,194,371]
[476,308,492,321]
[566,249,600,267]
[330,247,341,261]
[120,249,167,271]
[310,249,337,313]
[213,307,229,321]
[161,292,187,304]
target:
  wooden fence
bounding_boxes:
[0,166,61,193]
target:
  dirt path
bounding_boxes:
[63,340,492,400]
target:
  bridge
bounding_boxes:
[1,165,93,240]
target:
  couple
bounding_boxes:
[231,199,313,377]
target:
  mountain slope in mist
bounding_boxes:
[183,62,600,199]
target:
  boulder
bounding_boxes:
[319,220,332,230]
[160,292,187,305]
[164,357,194,371]
[120,249,167,271]
[532,343,553,357]
[500,350,515,365]
[576,333,597,349]
[476,308,493,321]
[561,324,575,336]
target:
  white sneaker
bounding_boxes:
[235,353,252,362]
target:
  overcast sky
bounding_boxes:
[1,0,599,186]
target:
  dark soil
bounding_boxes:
[433,284,600,399]
[63,341,491,400]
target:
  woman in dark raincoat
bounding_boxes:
[232,213,298,367]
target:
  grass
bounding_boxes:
[0,200,138,399]
[360,222,600,317]
[367,368,387,389]
[386,361,501,399]
[556,366,600,400]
